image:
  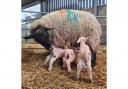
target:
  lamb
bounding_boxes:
[62,48,75,72]
[76,37,93,83]
[43,45,75,72]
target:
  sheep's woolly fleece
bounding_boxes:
[30,9,101,51]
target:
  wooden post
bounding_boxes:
[92,0,98,15]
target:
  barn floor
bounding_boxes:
[22,45,106,89]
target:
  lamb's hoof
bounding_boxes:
[76,77,80,81]
[63,65,66,68]
[86,79,93,83]
[68,70,71,73]
[48,68,51,72]
[41,64,48,68]
[91,80,94,83]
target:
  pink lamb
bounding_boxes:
[62,49,75,72]
[43,45,75,72]
[76,37,93,83]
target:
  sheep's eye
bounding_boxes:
[36,30,42,33]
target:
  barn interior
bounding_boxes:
[22,0,107,89]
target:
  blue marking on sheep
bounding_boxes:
[67,10,79,25]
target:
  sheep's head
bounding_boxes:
[77,37,88,43]
[23,25,54,49]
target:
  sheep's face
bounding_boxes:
[32,27,52,49]
[24,26,53,49]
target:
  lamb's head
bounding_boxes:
[77,37,88,43]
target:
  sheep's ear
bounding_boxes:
[44,27,55,31]
[77,38,80,43]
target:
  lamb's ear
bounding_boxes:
[51,45,55,48]
[84,37,88,42]
[77,38,80,43]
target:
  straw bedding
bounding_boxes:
[22,45,106,89]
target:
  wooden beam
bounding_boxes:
[22,43,44,49]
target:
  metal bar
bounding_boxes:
[67,0,70,9]
[47,0,49,12]
[22,17,40,22]
[80,0,82,9]
[88,0,89,8]
[54,0,56,10]
[105,0,107,4]
[100,24,107,25]
[86,0,88,8]
[83,0,86,9]
[93,0,98,15]
[51,0,55,11]
[73,0,76,9]
[89,0,91,8]
[97,4,106,7]
[96,16,106,18]
[59,0,61,10]
[103,0,105,4]
[22,1,40,10]
[61,0,63,9]
[22,11,47,14]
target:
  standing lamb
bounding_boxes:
[76,37,93,83]
[43,45,75,72]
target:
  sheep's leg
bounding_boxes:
[43,54,52,66]
[76,59,82,80]
[48,57,57,72]
[91,51,96,67]
[86,55,93,83]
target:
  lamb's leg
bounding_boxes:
[82,60,86,68]
[76,59,82,80]
[86,55,93,83]
[65,60,71,72]
[43,54,52,66]
[62,57,66,68]
[48,57,57,72]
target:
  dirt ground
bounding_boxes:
[22,45,106,89]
